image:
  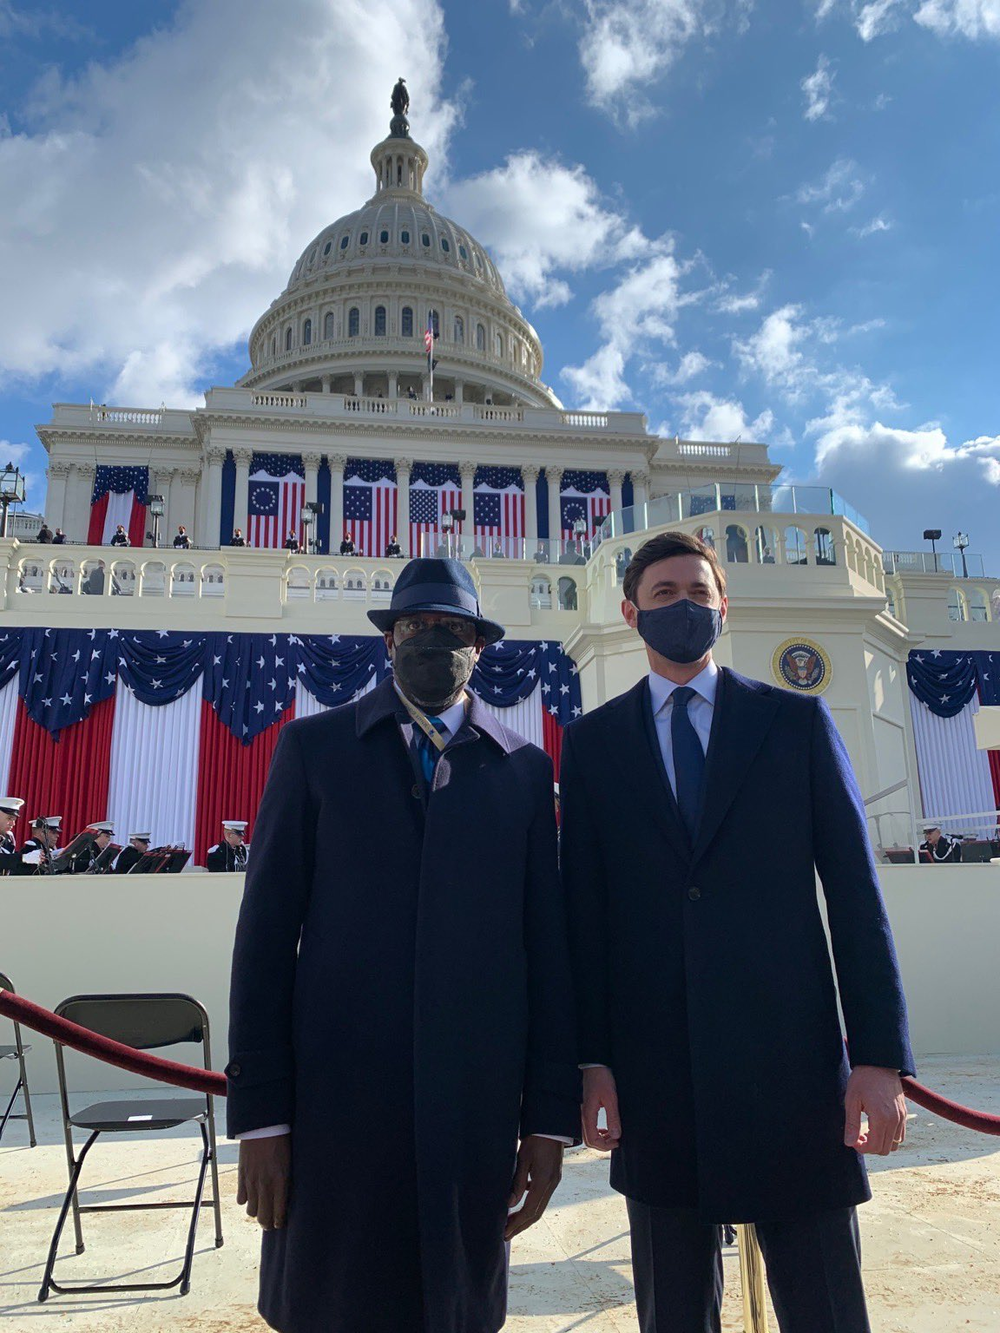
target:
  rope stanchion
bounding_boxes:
[901,1076,1000,1135]
[0,989,226,1098]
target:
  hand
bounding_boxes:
[844,1065,907,1155]
[581,1066,622,1152]
[237,1134,292,1229]
[505,1136,563,1242]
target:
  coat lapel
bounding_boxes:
[604,678,692,863]
[691,667,779,863]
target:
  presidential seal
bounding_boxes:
[772,638,831,694]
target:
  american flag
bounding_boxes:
[343,459,398,557]
[560,470,611,540]
[408,462,462,558]
[474,466,525,558]
[248,455,306,549]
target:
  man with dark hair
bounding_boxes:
[173,525,191,550]
[109,524,130,548]
[227,557,579,1333]
[561,530,913,1333]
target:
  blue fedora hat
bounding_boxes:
[367,557,505,644]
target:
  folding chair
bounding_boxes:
[0,971,37,1147]
[38,992,224,1302]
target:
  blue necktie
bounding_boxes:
[670,686,705,839]
[417,716,447,785]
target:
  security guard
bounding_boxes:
[0,797,25,874]
[207,820,249,872]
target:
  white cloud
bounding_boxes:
[561,247,688,407]
[801,54,836,121]
[440,152,647,309]
[673,390,774,441]
[578,0,718,125]
[814,0,838,18]
[651,350,714,385]
[851,214,893,237]
[734,304,808,386]
[855,0,903,38]
[0,0,454,406]
[914,0,1000,38]
[795,158,865,212]
[0,438,31,464]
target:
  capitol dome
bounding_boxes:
[240,90,559,409]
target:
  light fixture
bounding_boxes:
[953,531,970,579]
[0,462,26,539]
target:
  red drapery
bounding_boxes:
[988,749,1000,805]
[542,710,564,783]
[193,699,295,865]
[7,695,117,835]
[86,492,109,545]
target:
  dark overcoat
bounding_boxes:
[227,678,580,1333]
[559,667,914,1223]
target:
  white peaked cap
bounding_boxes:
[87,822,115,834]
[130,832,152,842]
[222,820,248,831]
[0,797,25,814]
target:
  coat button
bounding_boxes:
[227,1062,241,1079]
[688,886,701,901]
[411,784,421,799]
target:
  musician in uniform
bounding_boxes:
[17,816,62,875]
[115,832,151,874]
[68,822,115,874]
[920,825,963,864]
[207,820,249,872]
[0,797,25,874]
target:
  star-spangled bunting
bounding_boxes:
[91,465,149,505]
[906,649,991,718]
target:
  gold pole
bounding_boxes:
[736,1224,770,1333]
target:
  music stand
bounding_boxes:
[48,831,95,875]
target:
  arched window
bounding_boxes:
[359,231,369,245]
[323,240,332,256]
[459,244,468,261]
[323,311,334,339]
[400,229,410,245]
[441,237,450,252]
[340,235,350,250]
[785,526,808,565]
[401,306,414,337]
[379,229,389,244]
[429,309,440,338]
[696,525,716,548]
[421,232,431,248]
[284,326,293,351]
[754,525,777,564]
[968,588,989,622]
[947,588,966,622]
[476,323,486,351]
[495,332,504,358]
[348,307,360,338]
[814,527,836,565]
[453,315,464,343]
[270,335,276,357]
[725,524,749,563]
[374,305,387,336]
[302,318,312,346]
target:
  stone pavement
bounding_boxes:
[1,1056,997,1332]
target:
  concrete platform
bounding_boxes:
[1,1056,997,1332]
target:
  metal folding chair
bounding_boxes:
[38,992,224,1302]
[0,971,37,1147]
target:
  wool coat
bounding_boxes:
[227,678,580,1333]
[559,667,914,1223]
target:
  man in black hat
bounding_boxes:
[227,557,579,1333]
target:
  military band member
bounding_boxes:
[17,816,62,874]
[0,797,25,874]
[920,825,962,864]
[69,822,115,874]
[115,832,152,874]
[207,820,249,872]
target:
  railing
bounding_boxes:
[883,550,988,579]
[867,807,999,865]
[600,484,872,540]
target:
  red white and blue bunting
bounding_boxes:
[907,649,1000,818]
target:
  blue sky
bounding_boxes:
[1,0,998,571]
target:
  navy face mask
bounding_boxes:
[634,598,723,664]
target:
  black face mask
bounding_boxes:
[634,598,723,664]
[392,626,477,710]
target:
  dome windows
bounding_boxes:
[495,332,504,358]
[379,229,389,244]
[401,306,414,337]
[459,244,468,261]
[270,335,276,357]
[348,307,360,338]
[323,312,334,339]
[340,235,350,250]
[359,231,369,246]
[441,237,450,252]
[285,327,293,351]
[454,315,464,343]
[401,229,410,245]
[323,240,332,256]
[476,323,486,351]
[421,232,431,248]
[429,309,440,338]
[374,305,387,336]
[303,318,312,346]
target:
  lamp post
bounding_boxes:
[148,495,165,549]
[922,528,942,574]
[573,515,588,562]
[953,531,970,579]
[0,463,26,539]
[441,511,454,560]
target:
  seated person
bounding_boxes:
[109,524,130,548]
[17,815,62,874]
[920,826,963,864]
[207,820,249,872]
[69,822,115,873]
[340,535,356,556]
[115,832,151,874]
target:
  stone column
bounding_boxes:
[460,460,476,548]
[454,380,464,404]
[177,467,201,542]
[522,463,539,546]
[233,447,253,539]
[329,453,346,549]
[73,463,96,543]
[388,371,399,400]
[303,451,321,554]
[608,468,625,518]
[207,446,226,548]
[167,468,184,543]
[44,460,71,533]
[546,466,562,552]
[633,470,650,524]
[353,373,364,397]
[395,456,411,556]
[321,375,332,393]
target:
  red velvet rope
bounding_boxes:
[2,988,998,1135]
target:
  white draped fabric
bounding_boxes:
[482,686,544,748]
[295,680,331,717]
[107,682,201,848]
[0,677,19,791]
[102,489,136,544]
[909,695,994,819]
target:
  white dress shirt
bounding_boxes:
[648,658,718,796]
[238,691,571,1145]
